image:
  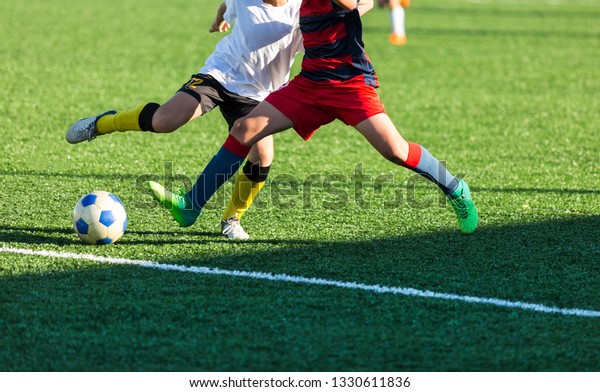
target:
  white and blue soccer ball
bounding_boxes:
[72,191,128,245]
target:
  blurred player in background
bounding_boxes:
[66,0,303,239]
[148,0,479,235]
[379,0,410,45]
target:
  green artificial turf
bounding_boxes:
[0,0,598,371]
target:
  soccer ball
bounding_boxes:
[72,191,128,245]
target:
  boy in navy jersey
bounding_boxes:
[149,0,478,234]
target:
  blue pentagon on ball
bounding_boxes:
[109,193,124,206]
[80,194,97,207]
[97,238,114,245]
[99,210,117,227]
[75,218,89,235]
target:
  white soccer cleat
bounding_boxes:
[221,216,250,240]
[66,110,116,144]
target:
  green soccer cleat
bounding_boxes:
[448,180,478,234]
[146,181,201,227]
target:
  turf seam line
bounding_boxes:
[2,246,599,318]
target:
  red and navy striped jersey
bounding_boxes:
[299,0,378,87]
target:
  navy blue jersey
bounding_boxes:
[299,0,378,87]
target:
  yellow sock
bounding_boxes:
[96,104,146,134]
[223,173,265,221]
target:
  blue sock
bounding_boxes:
[187,135,251,211]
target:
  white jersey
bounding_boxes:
[200,0,303,102]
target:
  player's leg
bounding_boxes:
[214,96,277,239]
[218,89,334,233]
[230,101,294,147]
[66,102,158,144]
[219,81,334,233]
[221,136,274,239]
[147,100,291,228]
[219,78,329,237]
[389,0,407,46]
[65,95,200,144]
[354,113,478,233]
[66,74,211,144]
[148,76,326,229]
[143,90,212,226]
[185,101,292,215]
[150,92,204,133]
[93,92,203,135]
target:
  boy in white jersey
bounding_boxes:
[66,0,303,239]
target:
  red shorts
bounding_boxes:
[265,75,386,140]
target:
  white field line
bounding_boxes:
[2,246,599,318]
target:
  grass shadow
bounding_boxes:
[0,215,598,372]
[0,225,316,246]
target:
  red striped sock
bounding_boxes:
[403,142,422,169]
[401,142,459,195]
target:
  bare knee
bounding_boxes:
[152,93,201,133]
[150,111,177,133]
[152,104,197,133]
[230,119,247,145]
[231,118,254,146]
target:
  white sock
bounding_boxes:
[391,6,406,36]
